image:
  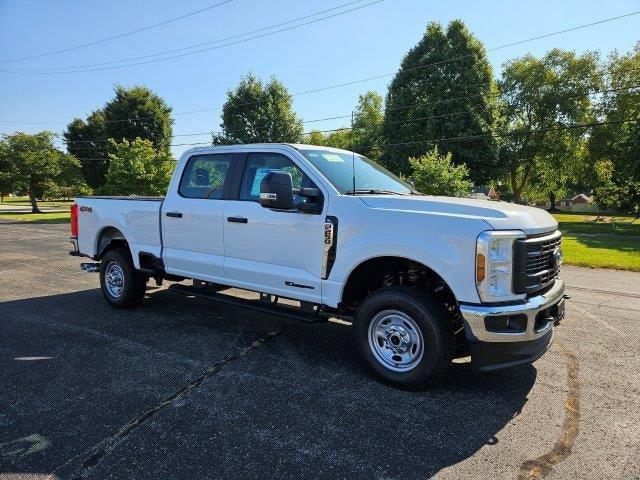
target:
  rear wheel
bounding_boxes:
[352,286,454,389]
[99,248,147,308]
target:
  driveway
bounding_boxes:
[0,222,638,479]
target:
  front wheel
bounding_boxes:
[352,286,455,390]
[99,248,147,308]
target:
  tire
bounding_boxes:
[99,247,147,308]
[352,286,455,390]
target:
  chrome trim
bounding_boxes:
[460,279,565,343]
[70,236,79,252]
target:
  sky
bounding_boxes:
[0,0,638,158]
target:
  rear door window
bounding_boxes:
[179,154,232,199]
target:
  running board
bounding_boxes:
[168,283,327,324]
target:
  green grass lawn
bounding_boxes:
[0,211,70,224]
[554,213,640,271]
[0,196,74,208]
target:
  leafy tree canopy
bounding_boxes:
[64,85,173,189]
[498,49,601,204]
[0,131,89,212]
[381,20,499,183]
[102,138,175,196]
[351,91,384,161]
[303,91,384,159]
[213,74,303,145]
[589,43,640,183]
[409,147,473,197]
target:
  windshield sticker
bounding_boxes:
[321,153,345,163]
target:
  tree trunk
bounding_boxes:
[28,192,41,214]
[548,191,559,212]
[510,170,522,204]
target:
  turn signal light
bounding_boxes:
[476,253,485,283]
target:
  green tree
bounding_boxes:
[213,74,303,145]
[498,49,601,204]
[409,147,473,196]
[303,129,351,149]
[589,44,640,187]
[351,91,384,161]
[381,20,499,183]
[303,91,383,157]
[0,132,64,212]
[47,154,93,199]
[102,138,175,196]
[64,85,173,189]
[0,139,13,201]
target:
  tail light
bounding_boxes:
[70,204,79,237]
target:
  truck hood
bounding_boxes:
[360,195,557,235]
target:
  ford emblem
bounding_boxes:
[553,247,563,267]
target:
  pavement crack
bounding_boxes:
[517,341,580,480]
[53,324,288,479]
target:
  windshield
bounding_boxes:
[299,149,412,195]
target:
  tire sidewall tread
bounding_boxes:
[353,286,455,390]
[99,248,146,308]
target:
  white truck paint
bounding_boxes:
[69,144,567,388]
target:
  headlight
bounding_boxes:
[476,230,526,302]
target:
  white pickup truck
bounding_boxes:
[69,143,567,389]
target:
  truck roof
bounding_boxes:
[181,143,356,156]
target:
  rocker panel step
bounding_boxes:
[168,283,326,323]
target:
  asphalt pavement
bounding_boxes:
[0,222,638,479]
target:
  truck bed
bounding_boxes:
[75,196,164,268]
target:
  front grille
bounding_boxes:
[513,230,561,294]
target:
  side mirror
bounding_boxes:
[260,171,293,210]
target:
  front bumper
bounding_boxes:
[459,279,566,370]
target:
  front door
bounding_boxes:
[162,152,235,282]
[223,152,326,303]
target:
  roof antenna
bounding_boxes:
[351,110,356,195]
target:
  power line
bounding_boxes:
[2,0,372,72]
[0,0,384,74]
[5,81,638,144]
[0,1,234,64]
[70,117,640,163]
[4,7,637,75]
[3,39,638,128]
[108,12,640,119]
[55,83,640,149]
[369,118,640,150]
[2,10,638,134]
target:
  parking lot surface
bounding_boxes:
[1,222,639,479]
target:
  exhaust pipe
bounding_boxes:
[80,263,100,273]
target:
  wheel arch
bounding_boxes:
[95,226,130,260]
[339,255,458,311]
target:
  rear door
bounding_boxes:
[223,151,326,303]
[162,152,239,282]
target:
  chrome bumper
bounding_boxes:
[460,279,566,343]
[69,236,83,257]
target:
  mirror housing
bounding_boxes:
[259,171,293,210]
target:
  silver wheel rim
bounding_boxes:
[368,309,424,372]
[105,261,125,298]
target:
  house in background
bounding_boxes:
[552,193,598,212]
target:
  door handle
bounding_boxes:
[227,216,248,224]
[166,211,183,218]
